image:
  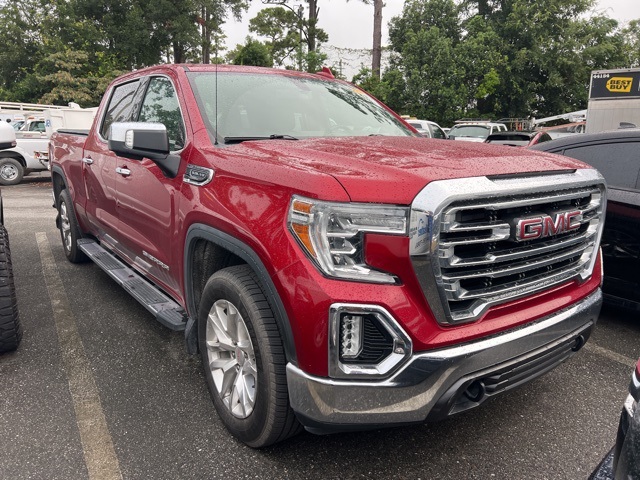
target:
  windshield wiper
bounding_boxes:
[224,134,299,144]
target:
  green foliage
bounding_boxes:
[232,38,273,67]
[387,0,637,126]
[351,67,406,111]
[249,7,301,67]
[304,49,328,73]
[35,51,123,107]
[0,0,248,104]
[246,3,328,72]
[622,20,640,67]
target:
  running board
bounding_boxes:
[78,239,187,331]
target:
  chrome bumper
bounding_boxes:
[287,289,602,433]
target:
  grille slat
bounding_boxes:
[443,243,591,283]
[441,229,597,267]
[442,188,602,217]
[450,261,588,301]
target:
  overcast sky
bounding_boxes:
[224,0,640,51]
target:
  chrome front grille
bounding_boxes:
[409,170,606,325]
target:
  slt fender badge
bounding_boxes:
[184,164,214,186]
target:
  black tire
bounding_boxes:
[198,265,302,447]
[57,189,88,263]
[0,158,24,186]
[0,224,21,353]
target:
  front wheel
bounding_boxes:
[57,189,87,263]
[0,158,24,186]
[198,265,301,447]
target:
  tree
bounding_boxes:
[257,1,328,71]
[386,0,631,125]
[0,0,252,104]
[249,7,301,67]
[196,0,248,63]
[36,51,121,106]
[621,20,640,68]
[231,38,273,66]
[387,0,467,124]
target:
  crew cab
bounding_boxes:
[49,64,607,447]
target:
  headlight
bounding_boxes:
[287,195,409,284]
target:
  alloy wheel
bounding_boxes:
[205,299,257,418]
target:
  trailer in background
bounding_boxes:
[587,68,640,134]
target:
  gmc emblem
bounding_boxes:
[515,210,582,241]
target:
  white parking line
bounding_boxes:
[36,232,122,480]
[584,342,637,369]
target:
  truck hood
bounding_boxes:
[232,136,587,204]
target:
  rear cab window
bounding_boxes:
[100,80,140,139]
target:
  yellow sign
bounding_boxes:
[606,77,633,93]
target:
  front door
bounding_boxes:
[114,75,187,298]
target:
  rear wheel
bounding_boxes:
[0,158,24,186]
[57,189,87,263]
[0,224,21,353]
[198,265,301,447]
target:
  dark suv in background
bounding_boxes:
[531,129,640,312]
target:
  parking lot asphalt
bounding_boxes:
[1,174,639,480]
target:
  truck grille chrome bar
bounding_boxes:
[409,170,607,325]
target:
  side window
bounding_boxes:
[538,133,552,143]
[100,80,140,139]
[563,142,640,189]
[138,77,185,151]
[432,126,446,139]
[29,121,45,132]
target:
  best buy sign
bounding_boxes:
[590,71,640,99]
[606,77,633,93]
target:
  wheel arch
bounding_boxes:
[0,151,26,167]
[51,165,69,209]
[184,224,297,365]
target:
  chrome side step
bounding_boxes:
[78,238,187,331]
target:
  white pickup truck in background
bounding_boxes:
[0,102,97,185]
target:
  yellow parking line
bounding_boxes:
[36,232,122,480]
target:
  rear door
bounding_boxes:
[82,79,141,243]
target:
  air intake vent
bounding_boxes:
[410,170,606,325]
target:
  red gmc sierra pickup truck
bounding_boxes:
[49,64,607,447]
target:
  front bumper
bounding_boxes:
[287,289,602,433]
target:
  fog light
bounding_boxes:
[341,314,363,359]
[329,304,412,379]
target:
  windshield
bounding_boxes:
[187,72,414,144]
[448,125,490,139]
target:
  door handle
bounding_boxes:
[115,167,131,177]
[82,157,93,165]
